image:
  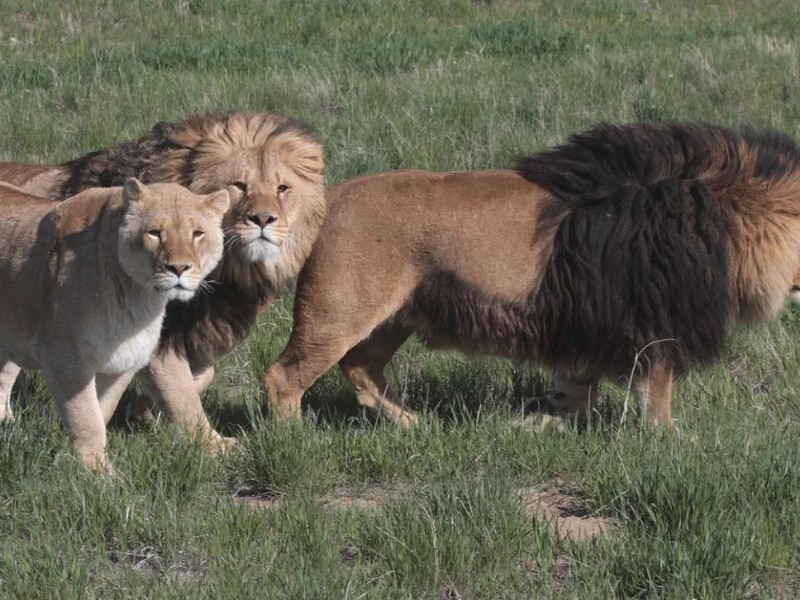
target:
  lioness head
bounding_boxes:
[118,179,230,301]
[156,112,325,280]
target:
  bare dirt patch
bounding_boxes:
[236,481,613,544]
[518,486,613,542]
[235,483,409,513]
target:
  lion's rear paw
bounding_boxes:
[125,394,156,427]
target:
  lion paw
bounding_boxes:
[125,394,156,427]
[206,434,237,455]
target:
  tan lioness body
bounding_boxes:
[0,180,229,469]
[264,123,800,427]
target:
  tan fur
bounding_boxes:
[0,180,229,470]
[0,112,325,450]
[264,160,800,428]
[264,170,558,425]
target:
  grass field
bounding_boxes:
[2,0,800,597]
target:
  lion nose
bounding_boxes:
[166,263,191,277]
[248,212,278,229]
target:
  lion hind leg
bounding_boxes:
[339,322,418,427]
[264,274,412,423]
[0,361,21,423]
[264,323,399,423]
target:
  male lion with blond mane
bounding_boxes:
[264,122,800,428]
[0,179,229,470]
[0,111,324,450]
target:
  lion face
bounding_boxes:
[216,155,306,264]
[151,112,325,284]
[187,154,324,276]
[117,179,230,301]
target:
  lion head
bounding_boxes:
[151,112,325,286]
[117,179,230,301]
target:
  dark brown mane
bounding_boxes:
[55,121,183,199]
[158,275,271,367]
[55,111,320,199]
[414,123,800,379]
[516,122,800,207]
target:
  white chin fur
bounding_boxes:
[165,287,197,302]
[791,289,800,304]
[242,238,281,263]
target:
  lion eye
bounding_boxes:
[277,184,288,194]
[232,181,248,192]
[193,230,205,239]
[147,229,161,239]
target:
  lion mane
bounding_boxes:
[264,122,800,428]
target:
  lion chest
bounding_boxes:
[96,306,166,374]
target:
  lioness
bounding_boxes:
[0,180,229,470]
[264,122,800,428]
[0,111,324,450]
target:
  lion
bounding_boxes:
[264,122,800,429]
[0,111,325,450]
[0,179,229,470]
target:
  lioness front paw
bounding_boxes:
[206,434,237,455]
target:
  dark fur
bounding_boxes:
[158,274,274,368]
[412,123,800,378]
[56,121,180,198]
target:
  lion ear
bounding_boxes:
[122,178,148,207]
[204,189,231,217]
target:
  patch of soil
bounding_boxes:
[518,486,612,542]
[236,482,612,544]
[235,483,409,513]
[320,484,409,512]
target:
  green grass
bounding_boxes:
[3,0,800,597]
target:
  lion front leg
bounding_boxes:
[126,364,215,426]
[338,321,418,427]
[139,348,235,454]
[0,361,21,423]
[547,374,599,416]
[41,362,109,471]
[97,371,136,425]
[632,363,676,429]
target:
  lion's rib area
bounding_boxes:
[412,123,800,378]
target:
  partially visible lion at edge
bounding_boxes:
[0,111,325,450]
[264,122,800,429]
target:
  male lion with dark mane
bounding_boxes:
[0,111,324,450]
[264,122,800,428]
